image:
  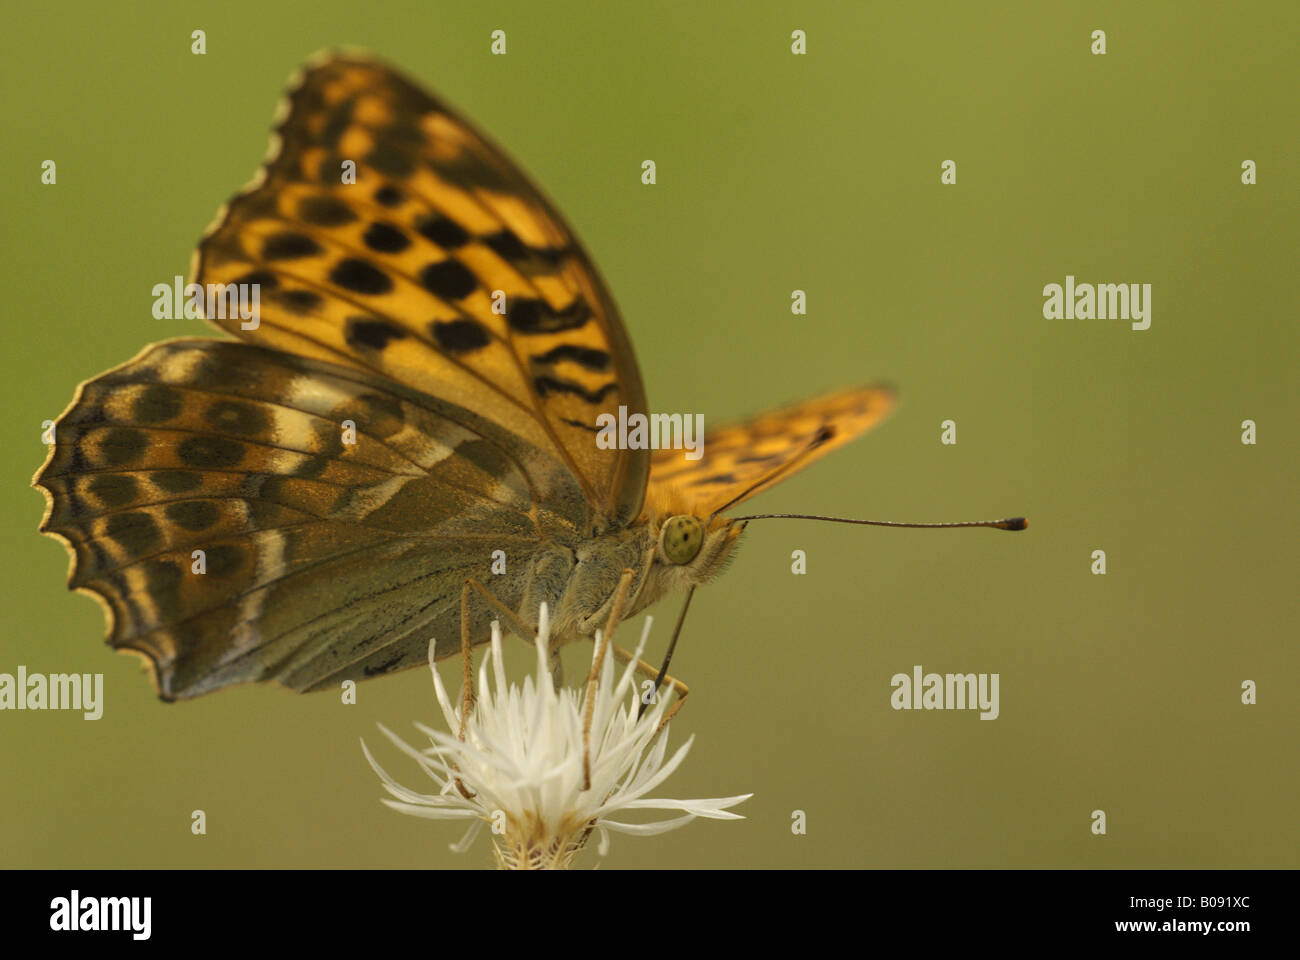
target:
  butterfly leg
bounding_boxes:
[450,581,479,799]
[610,644,690,736]
[451,577,538,800]
[582,567,636,791]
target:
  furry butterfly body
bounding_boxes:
[35,54,895,699]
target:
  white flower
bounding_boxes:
[361,604,751,869]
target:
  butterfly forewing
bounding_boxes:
[194,55,647,525]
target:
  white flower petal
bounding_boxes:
[600,813,698,836]
[450,818,484,854]
[620,795,753,817]
[380,799,479,820]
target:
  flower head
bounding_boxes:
[362,605,751,868]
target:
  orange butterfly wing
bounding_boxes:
[194,53,648,527]
[647,385,897,517]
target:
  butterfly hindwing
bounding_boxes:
[647,386,897,517]
[35,339,579,698]
[194,53,648,527]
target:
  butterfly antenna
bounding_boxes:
[639,586,696,720]
[730,513,1028,531]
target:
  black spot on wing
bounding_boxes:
[482,228,528,261]
[362,222,411,253]
[204,400,270,436]
[88,474,138,508]
[373,185,404,207]
[331,258,393,295]
[165,500,221,532]
[299,195,357,226]
[419,260,477,300]
[133,384,182,424]
[262,231,323,261]
[275,289,322,315]
[507,298,590,334]
[416,215,470,249]
[235,270,279,291]
[533,376,618,404]
[104,511,161,555]
[100,428,148,466]
[484,229,565,273]
[531,344,610,372]
[345,317,409,351]
[431,319,491,354]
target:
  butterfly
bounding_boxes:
[34,52,908,703]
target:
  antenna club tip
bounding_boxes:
[1002,517,1028,531]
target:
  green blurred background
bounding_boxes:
[2,1,1295,869]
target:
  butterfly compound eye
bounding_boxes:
[660,515,704,565]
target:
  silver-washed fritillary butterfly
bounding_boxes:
[36,53,1007,704]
